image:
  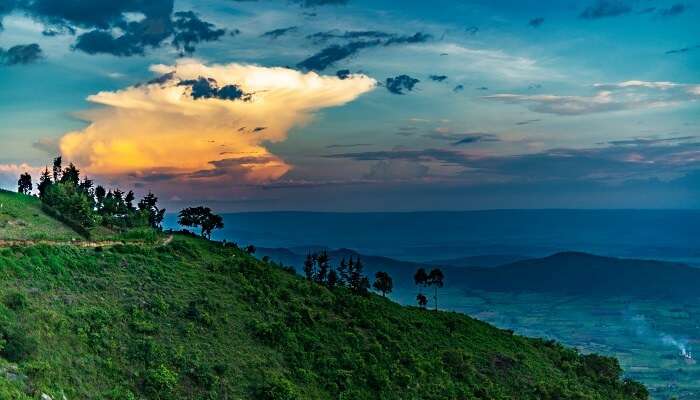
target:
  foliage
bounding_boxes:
[177,206,224,239]
[0,231,648,399]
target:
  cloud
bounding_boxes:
[298,31,431,71]
[423,131,499,146]
[453,84,464,93]
[529,17,544,27]
[326,143,372,149]
[385,75,419,95]
[658,3,687,17]
[327,139,700,185]
[484,80,700,115]
[32,137,60,154]
[364,160,429,181]
[429,75,447,82]
[2,0,225,56]
[58,60,376,185]
[666,45,700,55]
[261,26,298,39]
[515,119,541,126]
[0,43,42,65]
[297,40,380,71]
[580,0,632,19]
[171,11,227,54]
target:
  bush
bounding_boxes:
[3,291,28,310]
[145,364,178,397]
[255,377,298,400]
[0,323,38,362]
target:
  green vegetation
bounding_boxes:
[0,232,647,399]
[0,189,81,241]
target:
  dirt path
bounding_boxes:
[0,235,175,248]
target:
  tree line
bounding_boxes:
[299,251,445,308]
[17,156,226,239]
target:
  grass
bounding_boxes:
[0,233,648,399]
[0,190,81,241]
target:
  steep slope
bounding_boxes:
[0,236,647,399]
[0,189,81,241]
[459,251,700,298]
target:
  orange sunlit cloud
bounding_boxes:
[59,59,376,184]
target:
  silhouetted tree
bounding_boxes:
[327,269,338,289]
[245,245,256,254]
[52,156,62,182]
[124,190,136,211]
[416,293,428,309]
[373,271,393,297]
[138,192,165,230]
[60,163,80,186]
[427,268,445,311]
[414,268,428,287]
[37,168,52,199]
[78,176,94,197]
[177,206,224,239]
[303,253,315,281]
[94,185,106,210]
[337,257,349,286]
[315,251,330,284]
[17,173,32,195]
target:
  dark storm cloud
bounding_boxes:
[515,119,541,126]
[465,26,478,35]
[658,3,687,17]
[580,0,632,19]
[423,132,500,145]
[1,0,225,56]
[385,75,419,95]
[172,11,226,54]
[179,77,253,101]
[0,43,42,65]
[306,30,393,43]
[453,85,465,93]
[297,40,380,71]
[261,26,298,39]
[528,17,544,27]
[298,31,431,71]
[336,69,351,79]
[429,75,447,82]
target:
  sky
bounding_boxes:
[0,0,699,211]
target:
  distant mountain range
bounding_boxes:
[257,247,700,299]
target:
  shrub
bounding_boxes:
[3,291,28,311]
[255,377,298,400]
[145,364,178,397]
[0,323,38,362]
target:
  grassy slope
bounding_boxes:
[0,190,80,241]
[0,234,647,400]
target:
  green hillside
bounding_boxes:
[0,190,81,241]
[0,200,648,400]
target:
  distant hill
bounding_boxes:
[427,254,530,268]
[458,252,700,299]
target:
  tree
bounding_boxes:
[373,271,393,297]
[337,257,349,286]
[427,268,444,311]
[416,293,428,309]
[138,192,166,230]
[17,173,32,195]
[303,254,315,281]
[52,156,62,182]
[94,186,106,210]
[327,269,338,289]
[315,251,330,284]
[37,168,52,199]
[177,206,224,239]
[414,268,428,287]
[245,245,256,254]
[60,163,80,186]
[125,190,136,211]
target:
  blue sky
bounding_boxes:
[0,0,699,211]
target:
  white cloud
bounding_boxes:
[59,59,376,184]
[484,81,700,115]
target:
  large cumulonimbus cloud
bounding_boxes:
[59,59,376,185]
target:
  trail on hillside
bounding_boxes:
[0,235,175,248]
